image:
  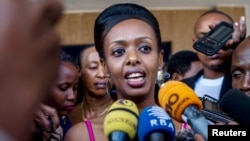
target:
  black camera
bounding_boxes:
[201,95,234,124]
[193,21,234,56]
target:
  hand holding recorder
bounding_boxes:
[193,16,246,56]
[193,21,234,56]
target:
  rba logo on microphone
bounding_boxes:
[147,106,174,130]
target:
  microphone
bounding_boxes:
[219,88,250,125]
[158,80,209,140]
[103,99,139,141]
[137,106,175,141]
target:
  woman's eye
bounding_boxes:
[89,66,97,70]
[139,45,151,53]
[112,48,125,57]
[59,84,69,91]
[89,64,98,70]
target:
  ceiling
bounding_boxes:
[61,0,249,34]
[62,0,249,11]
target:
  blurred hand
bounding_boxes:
[34,104,59,141]
[34,104,59,132]
[0,0,63,140]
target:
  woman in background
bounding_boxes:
[65,45,114,141]
[34,50,79,141]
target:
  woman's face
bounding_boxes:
[80,47,108,97]
[103,19,163,101]
[50,62,79,116]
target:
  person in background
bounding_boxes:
[182,9,246,101]
[34,50,79,141]
[167,50,203,81]
[191,34,249,141]
[231,35,250,96]
[182,9,246,141]
[46,50,79,139]
[165,50,203,140]
[0,0,63,141]
[65,45,114,141]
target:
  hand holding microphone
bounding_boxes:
[158,80,209,140]
[137,106,175,141]
[103,99,139,141]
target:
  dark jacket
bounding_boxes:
[182,70,232,100]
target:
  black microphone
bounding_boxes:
[219,88,250,125]
[137,106,175,141]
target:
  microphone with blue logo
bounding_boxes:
[137,106,175,141]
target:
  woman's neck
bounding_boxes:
[82,92,113,119]
[117,91,156,113]
[137,94,156,113]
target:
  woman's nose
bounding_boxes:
[125,49,141,66]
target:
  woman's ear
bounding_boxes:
[171,72,183,81]
[100,58,105,67]
[78,70,81,77]
[100,58,110,78]
[77,66,81,77]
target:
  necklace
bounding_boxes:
[81,100,113,121]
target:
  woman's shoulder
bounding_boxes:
[64,121,88,141]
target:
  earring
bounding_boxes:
[106,78,112,97]
[157,68,164,87]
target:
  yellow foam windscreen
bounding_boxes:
[158,80,202,122]
[103,99,139,140]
